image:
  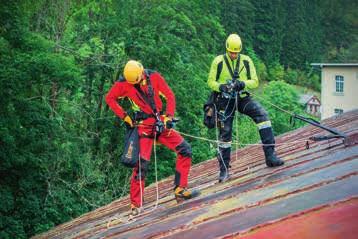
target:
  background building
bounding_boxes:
[299,94,321,117]
[311,63,358,119]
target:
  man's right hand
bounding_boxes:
[123,115,134,128]
[234,80,245,91]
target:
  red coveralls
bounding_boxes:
[105,71,192,207]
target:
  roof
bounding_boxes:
[33,110,358,239]
[299,94,313,104]
[299,94,320,105]
[311,63,358,67]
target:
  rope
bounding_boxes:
[143,133,160,214]
[215,93,240,179]
[214,103,228,179]
[138,153,143,210]
[235,96,239,163]
[176,129,311,146]
[250,92,295,116]
[174,90,314,147]
[107,132,161,227]
[106,90,311,227]
[129,132,160,218]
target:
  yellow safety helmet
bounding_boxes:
[123,60,144,84]
[226,34,242,53]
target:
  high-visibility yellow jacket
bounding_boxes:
[207,53,259,92]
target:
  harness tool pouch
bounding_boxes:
[203,92,218,129]
[121,127,140,167]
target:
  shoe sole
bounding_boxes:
[218,175,230,183]
[175,190,201,203]
[266,161,284,167]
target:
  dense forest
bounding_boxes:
[0,0,357,237]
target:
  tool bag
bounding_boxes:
[203,54,253,128]
[203,92,218,129]
[203,54,240,129]
[120,126,140,167]
[120,69,156,167]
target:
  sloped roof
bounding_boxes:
[34,110,358,239]
[299,94,320,105]
[299,94,313,104]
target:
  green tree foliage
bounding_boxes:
[253,0,285,65]
[0,0,354,237]
[320,0,358,62]
[268,62,284,81]
[0,21,84,239]
[337,41,358,62]
[280,0,311,69]
[259,81,306,135]
[220,0,255,47]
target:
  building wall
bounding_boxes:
[321,66,358,119]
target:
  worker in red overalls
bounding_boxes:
[106,60,198,216]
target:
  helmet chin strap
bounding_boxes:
[137,74,145,85]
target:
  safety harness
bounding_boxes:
[203,54,248,128]
[133,70,165,134]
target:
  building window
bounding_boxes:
[335,75,344,93]
[334,108,343,115]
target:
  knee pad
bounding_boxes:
[175,140,192,157]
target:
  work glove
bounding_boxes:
[234,80,245,91]
[123,115,134,128]
[219,83,232,93]
[163,116,172,129]
[162,115,180,129]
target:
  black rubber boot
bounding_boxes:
[259,127,284,167]
[263,146,284,167]
[219,163,230,183]
[218,147,231,182]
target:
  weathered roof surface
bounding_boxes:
[34,110,358,239]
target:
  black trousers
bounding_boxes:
[215,95,273,167]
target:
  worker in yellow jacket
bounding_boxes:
[207,33,284,182]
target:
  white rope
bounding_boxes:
[250,92,295,116]
[106,89,321,228]
[176,129,311,146]
[130,131,160,218]
[138,153,143,210]
[144,132,160,214]
[214,103,228,179]
[235,95,239,163]
[106,91,311,227]
[107,131,161,227]
[137,123,306,147]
